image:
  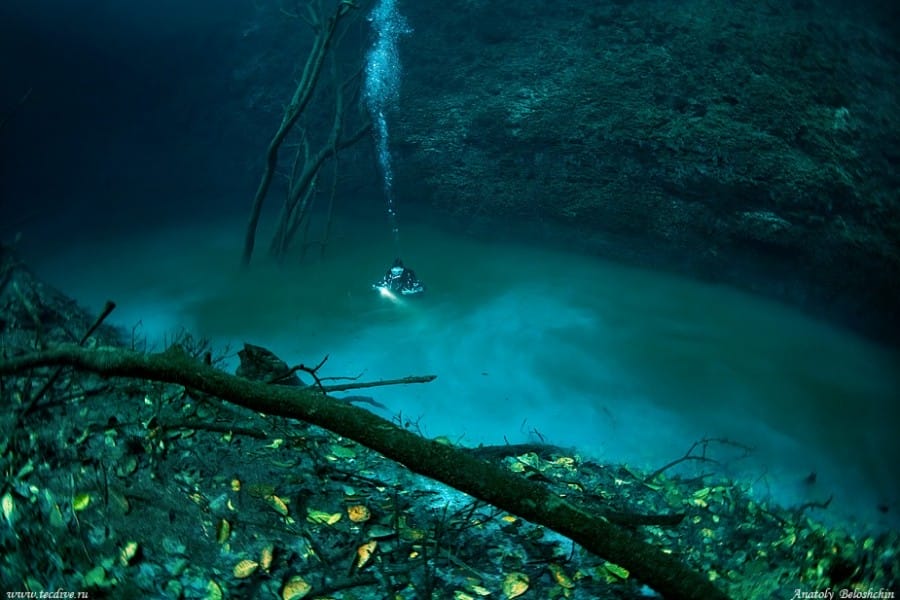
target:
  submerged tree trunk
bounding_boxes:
[0,344,731,600]
[241,0,359,267]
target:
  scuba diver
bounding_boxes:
[372,258,425,296]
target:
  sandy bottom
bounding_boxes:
[29,214,900,531]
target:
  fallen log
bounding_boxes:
[0,344,730,600]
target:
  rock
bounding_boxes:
[235,343,304,386]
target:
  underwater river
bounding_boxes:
[31,214,900,532]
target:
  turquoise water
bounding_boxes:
[33,215,900,531]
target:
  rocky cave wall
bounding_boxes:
[388,0,900,343]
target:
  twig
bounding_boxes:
[794,495,833,515]
[268,354,330,389]
[645,455,717,483]
[321,375,437,392]
[18,301,116,418]
[79,300,116,345]
[319,370,365,382]
[645,436,752,483]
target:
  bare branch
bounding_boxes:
[17,301,116,419]
[645,436,752,483]
[320,375,437,392]
[0,343,729,600]
[242,0,358,267]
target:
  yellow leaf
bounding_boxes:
[329,444,356,459]
[1,492,15,521]
[347,504,371,523]
[282,575,312,600]
[217,519,231,544]
[260,543,274,571]
[73,492,91,512]
[502,572,529,599]
[604,562,630,580]
[233,559,259,579]
[119,541,139,566]
[552,456,576,468]
[267,494,290,517]
[356,540,378,569]
[307,508,342,525]
[549,563,575,589]
[204,580,223,600]
[515,452,541,470]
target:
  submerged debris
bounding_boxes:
[0,253,897,598]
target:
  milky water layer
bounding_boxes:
[32,216,900,531]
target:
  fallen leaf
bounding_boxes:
[307,508,342,526]
[267,494,289,517]
[549,563,575,589]
[282,575,311,600]
[73,492,91,512]
[502,572,529,599]
[347,504,371,523]
[356,540,377,569]
[260,543,274,571]
[233,559,259,579]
